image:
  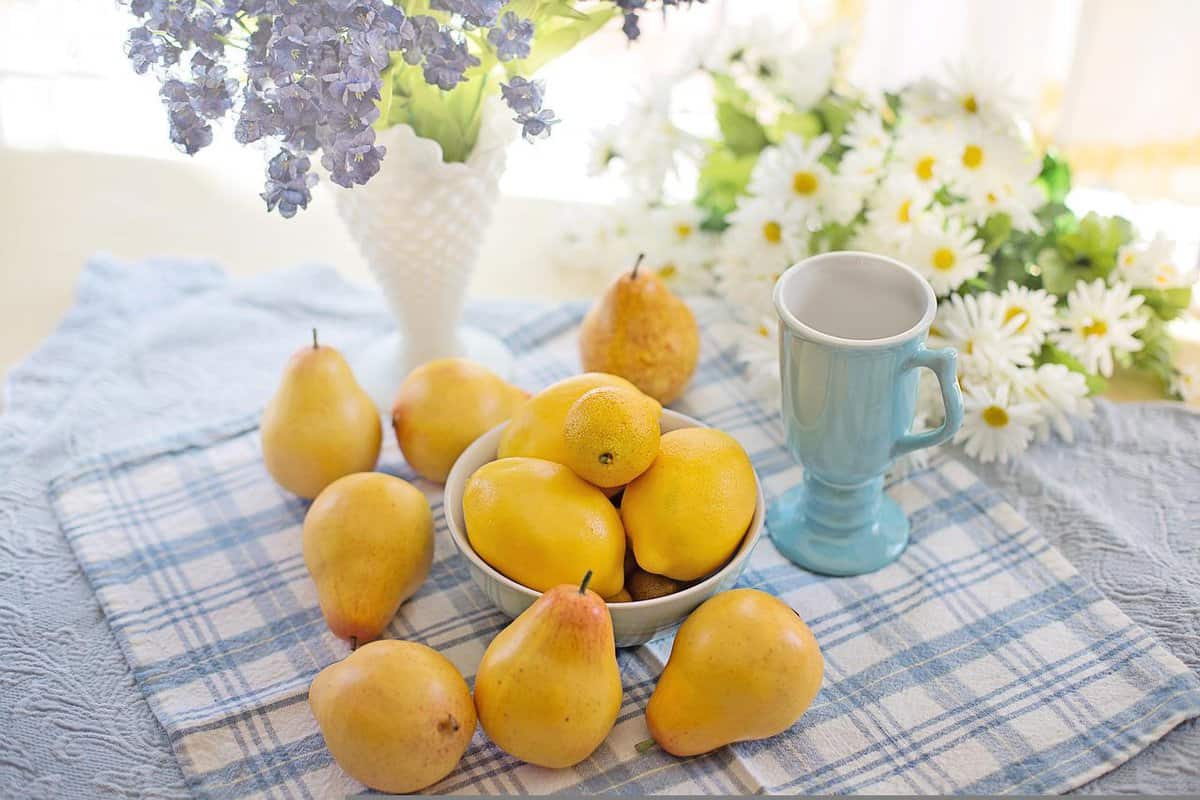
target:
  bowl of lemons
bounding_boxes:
[444,373,765,648]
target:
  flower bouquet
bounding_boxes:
[582,21,1196,464]
[121,0,702,408]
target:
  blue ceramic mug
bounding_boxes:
[766,251,963,576]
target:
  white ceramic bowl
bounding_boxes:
[443,409,765,648]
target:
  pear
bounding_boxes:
[473,572,622,768]
[393,358,529,483]
[579,255,700,405]
[309,640,475,793]
[646,589,823,756]
[261,329,381,499]
[303,472,433,643]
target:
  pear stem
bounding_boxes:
[631,253,645,279]
[635,738,658,755]
[349,636,358,652]
[312,328,319,350]
[579,570,593,595]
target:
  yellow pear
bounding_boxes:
[563,386,661,488]
[303,472,433,643]
[309,640,475,793]
[646,589,823,756]
[497,372,642,464]
[261,330,381,499]
[392,358,529,483]
[579,255,700,405]
[462,458,625,598]
[621,428,757,581]
[474,574,622,768]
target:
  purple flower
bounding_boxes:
[431,0,503,28]
[348,28,391,73]
[516,107,558,142]
[234,92,276,143]
[422,38,479,91]
[322,129,386,187]
[166,104,213,154]
[188,55,238,118]
[125,27,161,74]
[500,76,544,116]
[261,148,316,218]
[269,24,310,74]
[487,12,534,62]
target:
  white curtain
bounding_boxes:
[843,0,1200,201]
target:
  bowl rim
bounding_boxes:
[443,408,766,610]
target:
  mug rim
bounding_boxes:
[773,250,937,349]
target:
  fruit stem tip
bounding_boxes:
[312,327,319,350]
[349,635,357,652]
[579,570,593,595]
[631,252,645,279]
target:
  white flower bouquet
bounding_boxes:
[581,21,1196,464]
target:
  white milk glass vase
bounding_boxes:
[335,105,515,412]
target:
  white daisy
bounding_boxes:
[954,380,1040,464]
[1116,234,1196,289]
[959,172,1045,232]
[614,86,704,201]
[891,124,957,188]
[941,59,1026,132]
[722,196,808,267]
[587,124,620,177]
[747,133,835,223]
[774,34,838,110]
[839,110,891,180]
[1018,363,1093,443]
[907,212,989,296]
[863,174,935,244]
[1053,279,1148,377]
[634,205,717,293]
[997,281,1059,345]
[931,291,1036,373]
[714,258,780,330]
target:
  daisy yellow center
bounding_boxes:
[1003,306,1030,332]
[915,156,936,181]
[982,405,1008,427]
[932,247,957,271]
[962,144,984,169]
[986,191,998,204]
[962,93,979,114]
[673,222,694,239]
[792,171,820,195]
[897,199,912,223]
[963,339,974,355]
[757,324,771,338]
[1123,253,1136,266]
[658,264,677,279]
[1082,318,1108,338]
[763,221,783,243]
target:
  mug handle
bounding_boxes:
[892,345,964,458]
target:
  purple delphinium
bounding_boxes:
[121,1,702,215]
[487,12,534,62]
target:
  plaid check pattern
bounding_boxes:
[50,300,1200,797]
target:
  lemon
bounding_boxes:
[462,457,626,598]
[562,386,661,488]
[498,373,641,464]
[621,428,757,581]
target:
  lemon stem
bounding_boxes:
[349,635,357,652]
[312,327,319,350]
[599,452,614,465]
[631,253,645,279]
[579,570,593,595]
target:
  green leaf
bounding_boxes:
[979,213,1012,255]
[696,146,757,230]
[1037,151,1072,204]
[716,101,768,156]
[813,93,860,142]
[1129,315,1178,394]
[1037,344,1108,395]
[768,111,822,142]
[1134,286,1193,322]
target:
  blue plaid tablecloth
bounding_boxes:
[49,300,1200,797]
